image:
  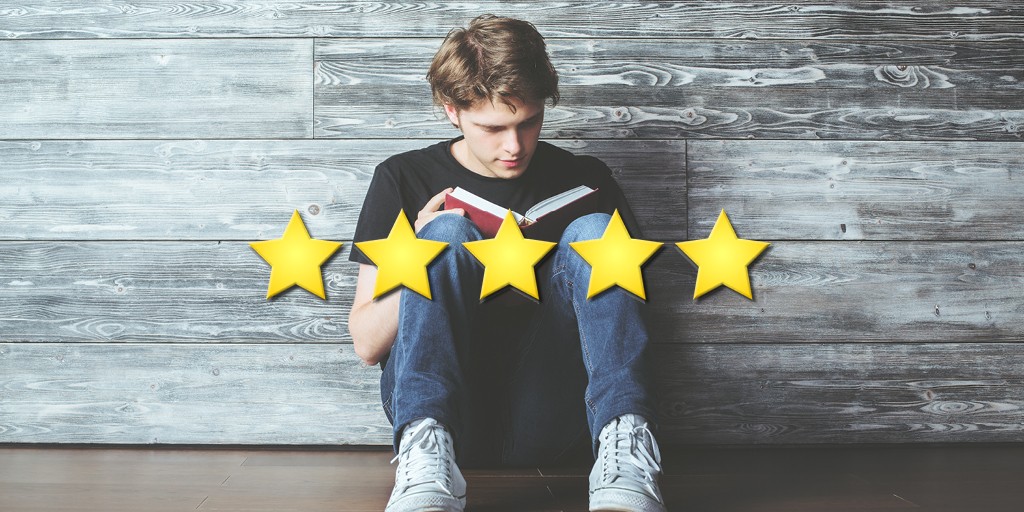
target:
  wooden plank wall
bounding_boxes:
[1,1,1022,445]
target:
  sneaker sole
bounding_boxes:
[385,493,465,512]
[590,489,666,512]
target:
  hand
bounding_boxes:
[414,187,465,234]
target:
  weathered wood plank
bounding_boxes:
[0,39,313,139]
[687,140,1024,240]
[645,240,1024,344]
[3,342,1024,444]
[319,94,1024,140]
[315,39,1024,140]
[653,342,1024,444]
[1,241,1021,344]
[0,139,685,240]
[2,1,1022,449]
[317,38,1024,85]
[2,2,1021,41]
[5,37,1020,140]
[0,342,389,444]
[0,242,355,343]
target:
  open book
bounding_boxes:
[444,185,600,241]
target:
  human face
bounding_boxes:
[444,97,544,179]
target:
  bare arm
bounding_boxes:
[348,188,464,366]
[349,264,400,366]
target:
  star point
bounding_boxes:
[675,209,769,300]
[462,211,556,301]
[354,211,448,300]
[569,210,663,300]
[250,209,343,300]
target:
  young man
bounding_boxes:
[348,15,668,512]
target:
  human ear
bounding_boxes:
[443,103,461,129]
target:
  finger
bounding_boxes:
[432,208,465,218]
[414,208,464,234]
[422,209,464,225]
[421,187,455,214]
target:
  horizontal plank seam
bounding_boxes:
[1,341,1020,346]
[3,137,1024,143]
[2,239,1024,243]
[5,36,1024,43]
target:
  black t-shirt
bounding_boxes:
[349,135,641,265]
[350,135,642,371]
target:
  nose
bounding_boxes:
[503,130,522,157]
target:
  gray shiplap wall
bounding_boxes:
[1,1,1023,446]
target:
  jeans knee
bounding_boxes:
[560,213,611,243]
[417,213,483,245]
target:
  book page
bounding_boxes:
[449,187,526,224]
[524,185,595,221]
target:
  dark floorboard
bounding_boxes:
[2,444,1023,511]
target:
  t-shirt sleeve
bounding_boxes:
[581,156,645,239]
[349,161,405,265]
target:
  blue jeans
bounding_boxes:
[379,213,658,469]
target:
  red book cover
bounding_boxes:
[444,186,600,241]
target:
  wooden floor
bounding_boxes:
[2,444,1023,511]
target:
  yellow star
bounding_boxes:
[569,210,663,300]
[250,210,343,299]
[462,211,556,301]
[675,209,770,300]
[354,211,448,300]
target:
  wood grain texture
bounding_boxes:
[0,242,355,343]
[0,241,1021,344]
[315,39,1024,140]
[645,241,1024,344]
[687,140,1024,240]
[5,445,1024,511]
[2,1,1023,447]
[0,39,313,139]
[0,139,685,241]
[652,342,1024,444]
[1,2,1021,41]
[4,342,1024,444]
[0,343,389,444]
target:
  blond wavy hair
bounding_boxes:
[427,14,559,117]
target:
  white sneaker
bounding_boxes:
[589,414,667,512]
[385,417,467,512]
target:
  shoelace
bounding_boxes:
[390,420,455,494]
[599,420,664,499]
